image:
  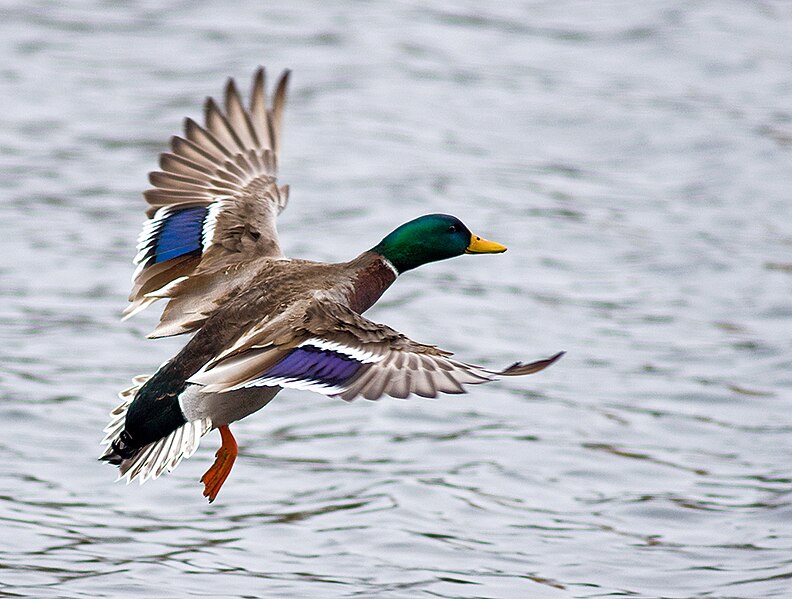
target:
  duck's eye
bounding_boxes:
[448,225,458,233]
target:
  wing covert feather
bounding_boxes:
[187,299,564,400]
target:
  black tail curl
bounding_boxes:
[100,430,141,465]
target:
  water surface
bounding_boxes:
[1,1,792,597]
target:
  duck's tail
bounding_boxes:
[99,375,212,484]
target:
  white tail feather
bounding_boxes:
[100,376,212,485]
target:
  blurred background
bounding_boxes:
[1,1,791,597]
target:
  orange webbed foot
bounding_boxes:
[200,425,238,503]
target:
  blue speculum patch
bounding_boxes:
[154,206,207,263]
[265,345,363,387]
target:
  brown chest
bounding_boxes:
[346,257,398,314]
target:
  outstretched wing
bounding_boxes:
[188,300,564,401]
[125,67,291,323]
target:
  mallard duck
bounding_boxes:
[100,67,563,502]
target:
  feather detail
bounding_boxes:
[496,352,566,376]
[99,376,212,484]
[126,67,291,335]
[187,298,564,402]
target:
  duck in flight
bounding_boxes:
[100,67,563,502]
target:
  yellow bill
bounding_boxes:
[465,233,507,254]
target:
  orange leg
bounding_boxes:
[200,425,238,503]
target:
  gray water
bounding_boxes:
[1,1,791,597]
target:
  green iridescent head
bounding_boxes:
[372,214,506,274]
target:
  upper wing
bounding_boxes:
[188,299,564,401]
[125,67,291,321]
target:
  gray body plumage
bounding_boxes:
[178,383,280,425]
